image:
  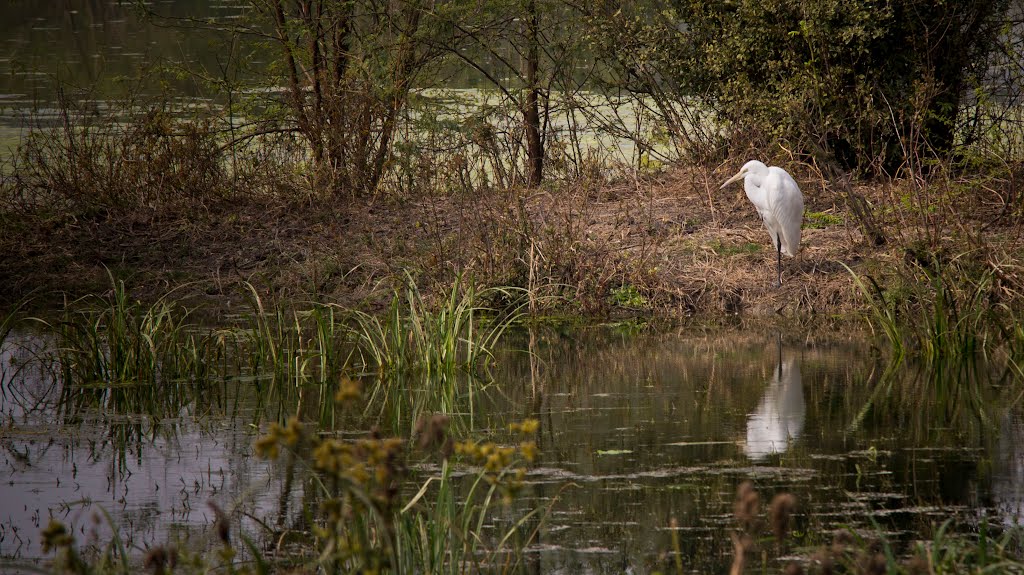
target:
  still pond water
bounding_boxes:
[0,1,655,167]
[0,1,252,150]
[2,325,1022,572]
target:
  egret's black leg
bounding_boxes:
[776,333,783,378]
[776,235,783,288]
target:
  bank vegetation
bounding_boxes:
[3,0,1024,343]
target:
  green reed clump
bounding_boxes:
[232,282,313,387]
[23,274,232,423]
[31,405,547,574]
[7,272,523,424]
[227,284,355,387]
[915,260,994,362]
[846,252,1007,364]
[395,427,548,573]
[223,283,366,426]
[350,272,523,376]
[38,272,201,387]
[845,262,904,361]
[201,275,521,428]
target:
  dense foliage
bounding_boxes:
[70,0,1009,193]
[587,0,1012,174]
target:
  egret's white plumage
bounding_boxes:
[720,160,805,286]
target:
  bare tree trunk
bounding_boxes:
[303,1,327,165]
[326,1,353,179]
[369,3,423,195]
[524,0,543,187]
[272,1,320,162]
[922,0,1001,162]
[305,1,324,122]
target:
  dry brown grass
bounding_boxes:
[5,159,1024,322]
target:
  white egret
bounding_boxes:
[720,160,804,287]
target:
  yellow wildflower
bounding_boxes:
[485,452,503,472]
[281,417,304,446]
[519,441,538,463]
[334,377,361,404]
[41,519,72,553]
[254,434,279,459]
[511,419,539,435]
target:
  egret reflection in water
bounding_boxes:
[744,339,805,460]
[993,412,1024,525]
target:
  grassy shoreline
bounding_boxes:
[5,161,1023,328]
[0,165,902,318]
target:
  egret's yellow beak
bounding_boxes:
[720,169,747,189]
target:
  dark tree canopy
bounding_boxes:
[603,0,1012,174]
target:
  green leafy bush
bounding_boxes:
[587,0,1010,173]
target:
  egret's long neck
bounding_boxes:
[744,173,766,207]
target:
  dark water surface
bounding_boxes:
[0,1,250,147]
[2,325,1021,572]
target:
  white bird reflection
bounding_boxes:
[993,412,1024,525]
[744,342,804,460]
